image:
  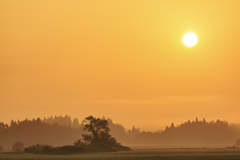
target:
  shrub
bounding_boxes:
[24,142,129,155]
[25,144,53,154]
[42,145,53,154]
[51,144,117,154]
[12,142,24,151]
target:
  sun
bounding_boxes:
[183,32,198,47]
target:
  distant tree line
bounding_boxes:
[0,118,82,149]
[43,115,80,128]
[131,118,240,147]
[1,116,240,150]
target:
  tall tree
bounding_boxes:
[82,116,117,145]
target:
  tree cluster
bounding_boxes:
[43,115,80,128]
[130,118,240,146]
[0,118,83,149]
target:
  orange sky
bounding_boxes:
[1,0,240,130]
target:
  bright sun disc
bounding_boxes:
[183,33,198,47]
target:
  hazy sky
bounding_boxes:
[1,0,240,130]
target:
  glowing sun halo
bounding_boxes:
[183,33,198,47]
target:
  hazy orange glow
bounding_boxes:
[1,0,240,130]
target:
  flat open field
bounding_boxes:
[1,148,240,160]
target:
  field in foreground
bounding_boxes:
[1,148,240,160]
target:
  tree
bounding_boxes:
[72,118,80,128]
[127,126,140,137]
[195,117,198,123]
[12,142,24,151]
[203,118,206,123]
[10,120,17,128]
[82,116,119,145]
[0,122,8,132]
[236,139,240,146]
[73,139,85,146]
[170,122,175,128]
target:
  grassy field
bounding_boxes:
[1,148,240,160]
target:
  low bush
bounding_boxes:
[12,142,24,151]
[24,143,122,155]
[25,144,53,154]
[48,143,117,154]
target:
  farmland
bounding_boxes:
[1,148,240,160]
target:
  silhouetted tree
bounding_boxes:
[82,116,119,145]
[12,142,24,151]
[195,117,198,123]
[82,116,110,143]
[170,122,175,128]
[203,118,206,123]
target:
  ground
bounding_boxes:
[1,148,240,160]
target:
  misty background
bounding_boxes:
[1,116,240,150]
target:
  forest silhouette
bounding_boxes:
[0,116,240,150]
